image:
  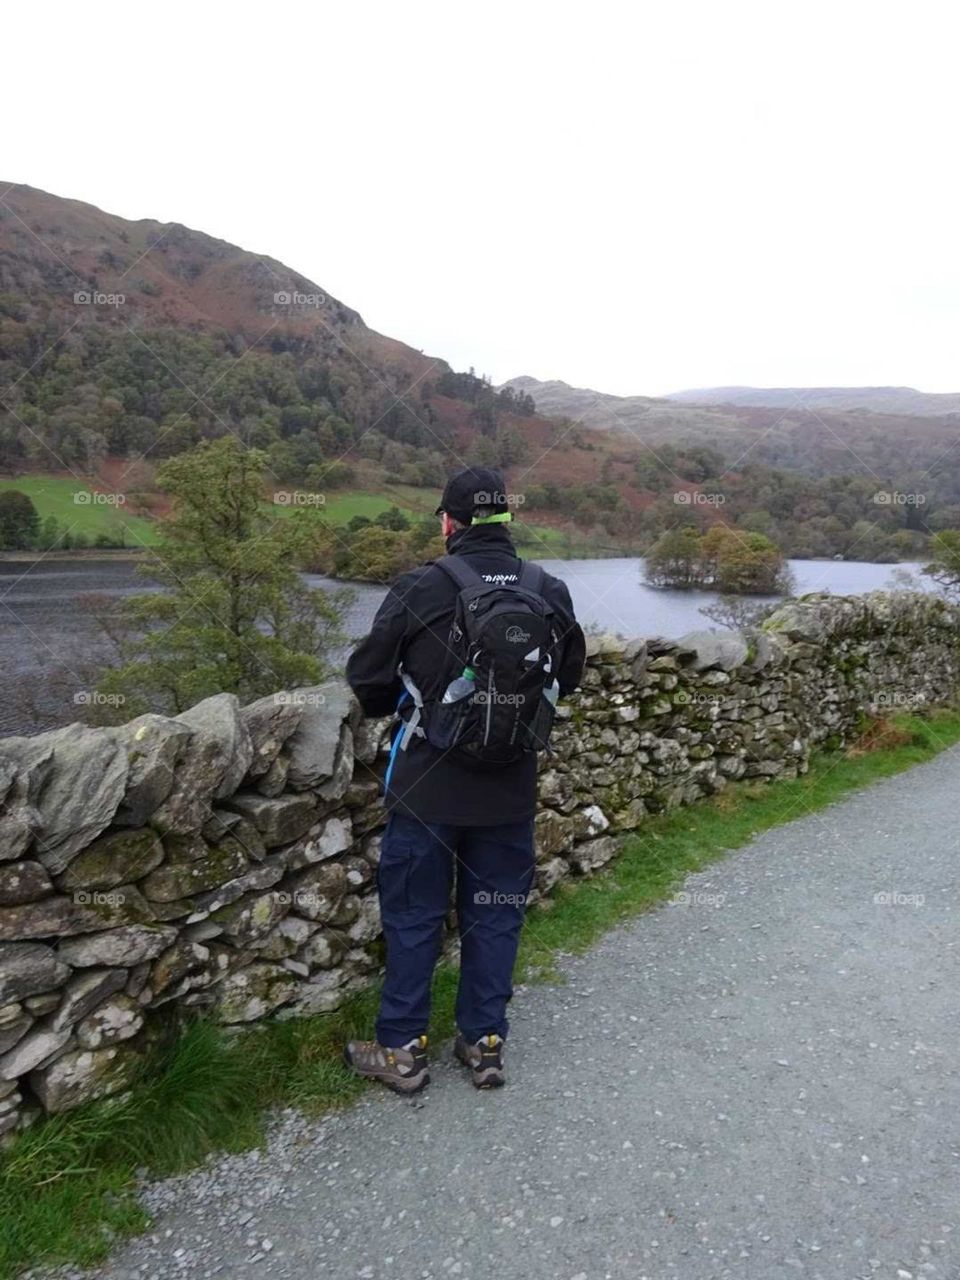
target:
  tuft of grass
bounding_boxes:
[2,708,959,1278]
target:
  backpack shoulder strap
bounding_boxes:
[518,560,546,593]
[434,554,485,591]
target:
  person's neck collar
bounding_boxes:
[446,522,516,554]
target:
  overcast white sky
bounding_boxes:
[6,1,959,395]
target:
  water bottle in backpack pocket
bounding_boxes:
[428,665,477,751]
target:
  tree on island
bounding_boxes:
[643,527,705,589]
[644,524,794,595]
[700,526,794,595]
[92,438,349,718]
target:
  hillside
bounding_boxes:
[0,184,647,557]
[2,184,959,569]
[0,186,580,486]
[502,375,960,479]
[0,182,432,378]
[666,385,960,416]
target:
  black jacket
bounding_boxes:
[346,523,586,825]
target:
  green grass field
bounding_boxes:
[0,476,159,547]
[273,485,586,557]
[1,474,610,561]
[2,709,959,1278]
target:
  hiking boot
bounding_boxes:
[455,1032,506,1088]
[344,1035,429,1094]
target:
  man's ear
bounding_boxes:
[441,513,457,538]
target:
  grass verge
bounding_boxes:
[2,708,959,1278]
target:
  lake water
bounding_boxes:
[303,557,929,646]
[0,554,931,737]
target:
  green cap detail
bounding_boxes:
[463,666,476,680]
[471,511,513,525]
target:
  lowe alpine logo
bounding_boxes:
[505,624,531,644]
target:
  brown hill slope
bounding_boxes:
[0,182,435,385]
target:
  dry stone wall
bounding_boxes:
[0,590,957,1138]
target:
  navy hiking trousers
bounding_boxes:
[375,812,536,1047]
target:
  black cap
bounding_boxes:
[435,467,510,523]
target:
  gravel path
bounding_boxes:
[68,746,960,1280]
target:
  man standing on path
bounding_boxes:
[344,467,585,1093]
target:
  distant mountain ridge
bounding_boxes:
[502,375,663,427]
[665,385,960,416]
[500,374,960,479]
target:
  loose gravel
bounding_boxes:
[35,745,960,1280]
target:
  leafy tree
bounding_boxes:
[928,504,960,532]
[36,513,64,549]
[409,516,444,555]
[494,428,529,467]
[94,438,347,716]
[644,527,704,589]
[332,525,413,581]
[467,435,498,466]
[307,460,355,489]
[701,526,791,594]
[738,509,775,537]
[0,490,40,548]
[923,530,960,599]
[374,506,410,532]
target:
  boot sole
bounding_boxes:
[454,1043,505,1089]
[343,1046,430,1094]
[472,1073,505,1089]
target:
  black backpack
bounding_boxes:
[420,555,560,766]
